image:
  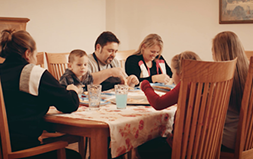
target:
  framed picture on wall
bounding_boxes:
[219,0,253,24]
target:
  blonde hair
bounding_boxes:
[212,31,248,111]
[171,51,201,75]
[68,49,87,63]
[134,34,163,60]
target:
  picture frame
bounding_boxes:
[219,0,253,24]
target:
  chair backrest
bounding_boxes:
[116,49,135,69]
[45,52,69,80]
[36,52,45,68]
[245,51,253,61]
[0,57,5,63]
[172,58,237,159]
[233,56,253,159]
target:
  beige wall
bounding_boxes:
[1,0,253,63]
[106,0,253,62]
[1,0,106,54]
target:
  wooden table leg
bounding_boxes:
[90,128,109,159]
[78,136,86,159]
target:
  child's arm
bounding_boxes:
[141,80,180,110]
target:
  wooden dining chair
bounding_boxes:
[45,52,69,80]
[116,49,135,69]
[245,51,253,61]
[220,56,253,159]
[44,52,89,158]
[171,58,237,159]
[36,52,45,68]
[0,79,68,159]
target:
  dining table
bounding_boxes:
[44,88,177,159]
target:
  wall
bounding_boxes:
[1,0,106,54]
[1,0,252,63]
[106,0,253,62]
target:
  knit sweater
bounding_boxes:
[0,53,79,151]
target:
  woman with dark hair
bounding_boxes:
[0,29,81,159]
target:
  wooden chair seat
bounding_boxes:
[172,58,237,159]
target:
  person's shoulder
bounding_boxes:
[20,64,47,96]
[88,53,97,66]
[111,58,120,67]
[88,53,93,58]
[88,53,95,61]
[60,69,74,79]
[127,54,140,59]
[126,54,141,61]
[158,55,165,60]
[21,64,46,76]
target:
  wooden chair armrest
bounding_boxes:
[9,141,68,158]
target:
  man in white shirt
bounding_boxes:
[88,31,139,90]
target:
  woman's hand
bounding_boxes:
[66,84,80,94]
[126,75,139,87]
[151,74,171,84]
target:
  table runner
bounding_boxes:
[48,104,176,158]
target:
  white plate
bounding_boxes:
[79,97,110,106]
[150,83,175,92]
[110,95,150,105]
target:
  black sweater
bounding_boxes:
[125,54,172,83]
[0,53,79,151]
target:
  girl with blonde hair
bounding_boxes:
[125,34,172,84]
[137,51,201,159]
[212,31,249,152]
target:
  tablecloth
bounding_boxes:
[48,104,176,158]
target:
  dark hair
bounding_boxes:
[68,49,87,63]
[0,29,36,58]
[94,31,120,50]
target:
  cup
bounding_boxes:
[88,84,102,110]
[114,84,128,109]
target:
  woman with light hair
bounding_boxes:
[212,31,249,152]
[125,34,172,84]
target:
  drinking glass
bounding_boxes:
[114,84,128,109]
[88,84,102,110]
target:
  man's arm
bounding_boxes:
[91,67,128,84]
